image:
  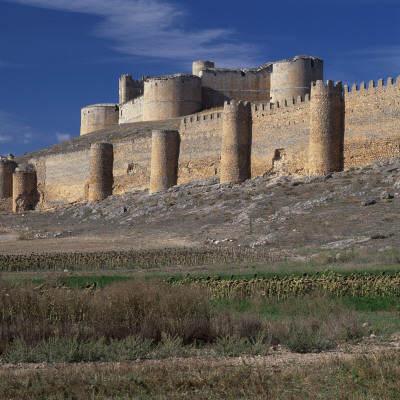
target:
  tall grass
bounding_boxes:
[0,279,370,362]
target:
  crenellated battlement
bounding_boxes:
[181,111,222,126]
[311,80,343,92]
[252,93,310,116]
[343,76,400,95]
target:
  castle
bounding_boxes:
[1,55,399,212]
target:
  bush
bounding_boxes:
[284,322,334,353]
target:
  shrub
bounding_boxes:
[284,322,334,353]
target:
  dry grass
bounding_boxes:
[0,279,371,362]
[0,351,399,399]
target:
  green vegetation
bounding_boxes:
[0,247,290,271]
[170,270,400,299]
[0,246,399,398]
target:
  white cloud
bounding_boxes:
[0,111,35,145]
[0,135,12,143]
[6,0,261,68]
[55,132,72,142]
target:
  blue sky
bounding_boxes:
[1,0,399,156]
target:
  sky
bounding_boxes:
[1,0,399,156]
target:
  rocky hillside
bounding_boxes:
[0,157,399,258]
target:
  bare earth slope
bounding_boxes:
[0,157,399,257]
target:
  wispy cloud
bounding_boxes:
[55,132,72,142]
[0,111,35,147]
[6,0,261,68]
[0,135,12,143]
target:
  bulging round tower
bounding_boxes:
[80,104,119,136]
[270,56,323,102]
[220,101,252,183]
[12,165,37,213]
[143,74,201,121]
[308,80,344,176]
[88,143,114,202]
[0,159,17,199]
[149,129,179,193]
[192,61,215,77]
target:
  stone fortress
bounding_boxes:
[1,55,399,212]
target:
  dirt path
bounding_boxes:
[1,336,399,374]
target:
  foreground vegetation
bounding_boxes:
[1,247,399,397]
[0,351,399,399]
[0,277,399,363]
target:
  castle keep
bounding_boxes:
[1,55,399,212]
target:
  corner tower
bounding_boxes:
[270,56,323,102]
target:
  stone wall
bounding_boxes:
[178,109,224,184]
[343,77,400,167]
[119,96,143,124]
[20,74,400,210]
[200,67,271,109]
[251,96,311,177]
[112,137,152,194]
[36,150,91,205]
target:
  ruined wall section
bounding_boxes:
[200,66,272,109]
[343,77,400,167]
[192,61,215,77]
[251,96,311,177]
[178,110,224,184]
[113,136,152,194]
[119,96,143,124]
[119,74,144,104]
[13,165,37,213]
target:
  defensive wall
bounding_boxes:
[343,78,400,167]
[1,54,399,212]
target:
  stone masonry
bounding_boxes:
[2,55,398,212]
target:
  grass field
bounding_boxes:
[0,248,399,398]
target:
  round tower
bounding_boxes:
[88,143,114,202]
[149,129,179,193]
[270,56,323,102]
[308,80,344,176]
[192,61,215,77]
[220,101,252,183]
[0,159,17,199]
[119,74,144,104]
[143,74,201,121]
[13,165,37,213]
[80,104,119,136]
[119,74,134,104]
